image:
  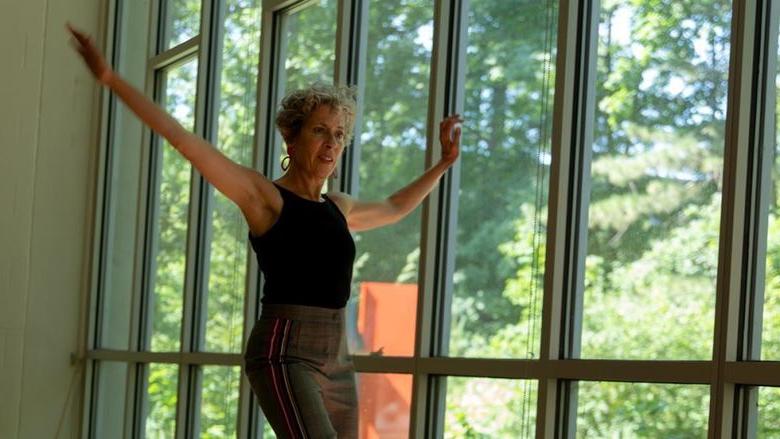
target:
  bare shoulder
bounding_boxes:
[242,176,283,237]
[325,191,354,216]
[251,173,283,209]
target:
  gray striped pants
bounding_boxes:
[244,304,358,438]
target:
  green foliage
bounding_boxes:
[146,0,259,435]
[283,0,338,90]
[203,0,263,355]
[762,213,780,360]
[447,0,555,360]
[758,387,780,437]
[200,367,241,438]
[150,58,199,352]
[351,0,433,292]
[576,382,709,438]
[145,364,178,438]
[582,194,720,360]
[445,378,537,438]
[758,214,780,436]
[167,0,201,48]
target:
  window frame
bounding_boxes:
[82,0,780,438]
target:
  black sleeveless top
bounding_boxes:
[248,183,356,309]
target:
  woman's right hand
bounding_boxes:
[66,23,113,84]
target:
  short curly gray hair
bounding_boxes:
[275,83,357,146]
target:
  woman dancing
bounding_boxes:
[68,23,461,438]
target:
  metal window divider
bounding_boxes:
[536,0,598,437]
[408,0,466,437]
[712,0,780,437]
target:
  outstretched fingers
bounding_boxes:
[66,23,90,47]
[439,114,463,145]
[66,22,112,83]
[438,114,462,165]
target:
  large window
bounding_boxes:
[280,0,337,91]
[581,0,731,361]
[269,0,339,183]
[348,0,434,357]
[149,58,198,353]
[85,0,780,437]
[201,0,263,357]
[448,0,555,361]
[88,0,262,436]
[762,27,780,363]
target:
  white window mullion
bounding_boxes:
[409,0,466,437]
[536,0,599,437]
[714,0,780,437]
[332,0,366,193]
[173,0,218,433]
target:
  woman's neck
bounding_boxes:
[277,169,326,201]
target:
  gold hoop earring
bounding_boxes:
[281,155,290,171]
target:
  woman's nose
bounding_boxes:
[324,133,337,147]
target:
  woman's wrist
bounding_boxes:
[436,158,455,170]
[430,159,451,177]
[99,68,115,86]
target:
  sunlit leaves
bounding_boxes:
[201,367,240,438]
[145,364,178,439]
[583,0,730,366]
[166,0,201,49]
[445,378,537,438]
[577,383,709,438]
[150,60,199,353]
[283,0,337,90]
[351,0,433,291]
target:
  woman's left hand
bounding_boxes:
[66,22,113,84]
[439,114,462,167]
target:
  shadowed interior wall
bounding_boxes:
[0,0,103,437]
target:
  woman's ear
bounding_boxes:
[280,128,295,149]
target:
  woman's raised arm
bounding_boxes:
[328,114,462,232]
[66,23,275,211]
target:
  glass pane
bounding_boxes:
[145,364,179,438]
[92,362,128,437]
[150,58,198,352]
[164,0,201,50]
[448,0,557,359]
[203,0,262,353]
[758,386,780,436]
[200,366,241,438]
[761,30,780,361]
[100,0,154,349]
[272,0,339,177]
[262,420,276,437]
[347,0,434,357]
[581,0,731,360]
[281,0,338,91]
[445,378,536,438]
[358,373,412,438]
[576,382,709,437]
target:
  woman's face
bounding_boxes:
[288,104,346,179]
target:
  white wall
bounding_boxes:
[0,0,104,437]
